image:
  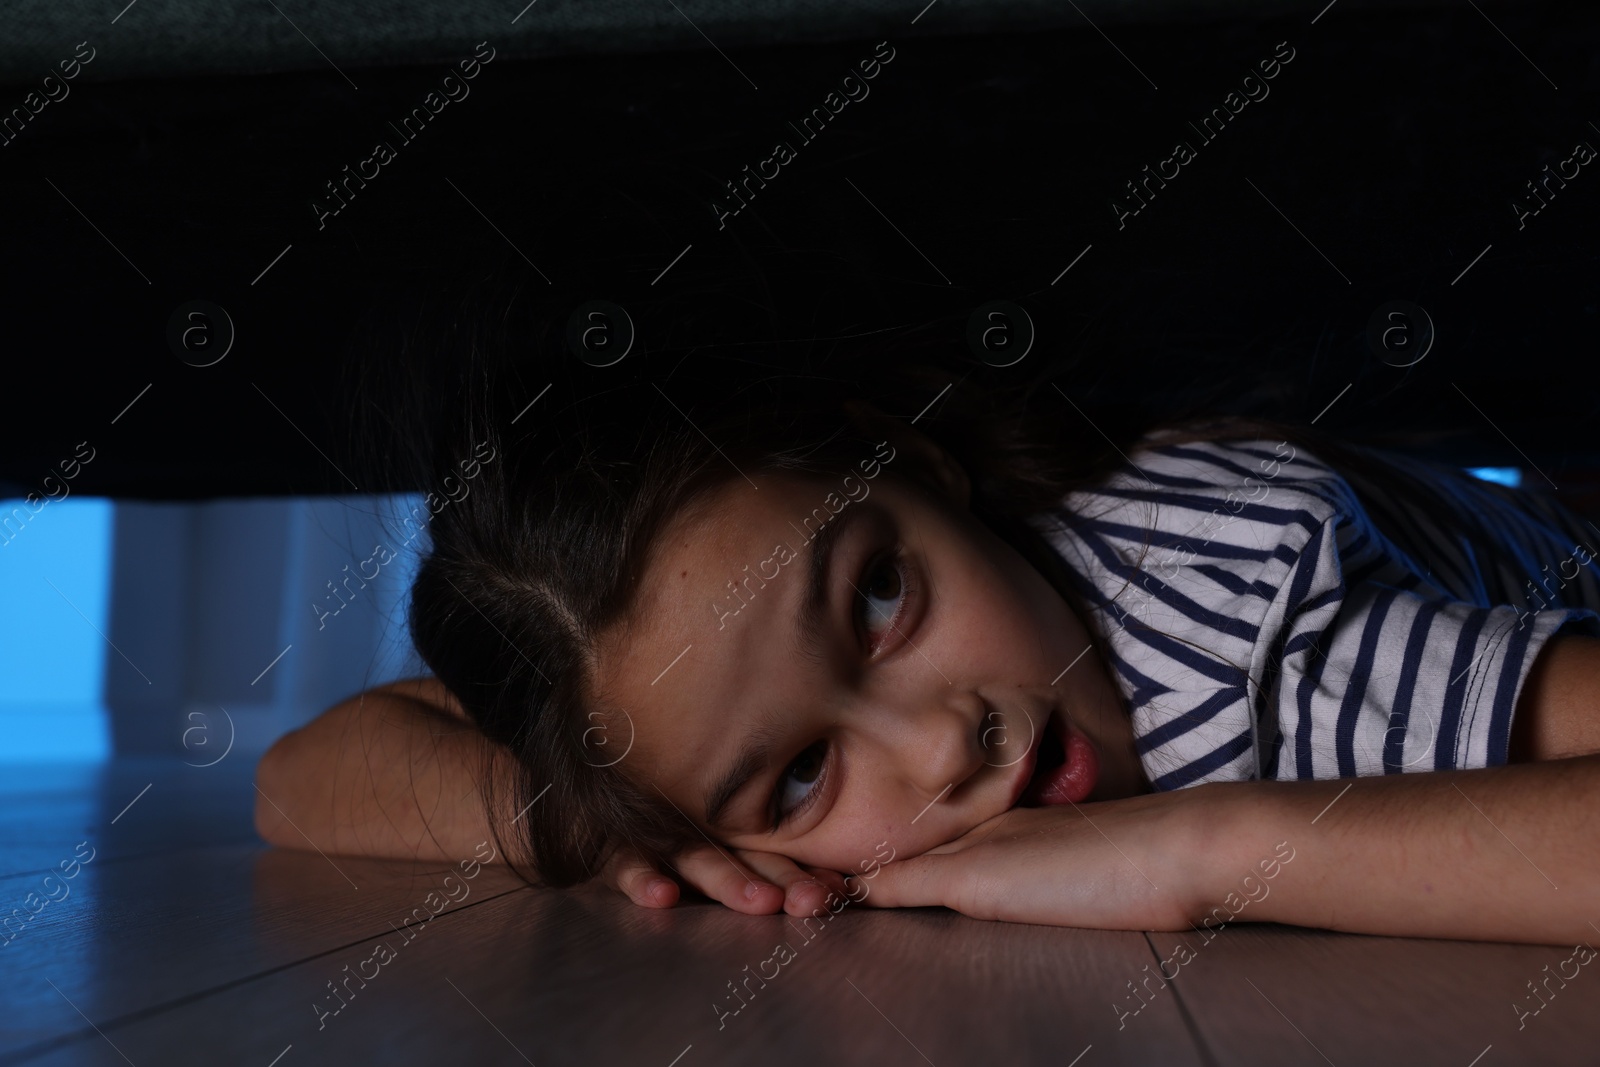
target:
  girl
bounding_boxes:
[256,291,1600,947]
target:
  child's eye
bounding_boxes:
[767,549,911,831]
[855,551,910,649]
[770,740,829,829]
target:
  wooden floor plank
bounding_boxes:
[0,758,257,879]
[0,843,526,1057]
[10,880,1201,1066]
[2,760,1202,1066]
[1150,924,1600,1066]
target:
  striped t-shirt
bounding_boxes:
[1027,435,1600,792]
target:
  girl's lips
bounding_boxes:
[1017,707,1099,807]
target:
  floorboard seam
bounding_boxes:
[0,883,533,1066]
[1141,930,1224,1067]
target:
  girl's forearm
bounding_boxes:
[1196,755,1600,946]
[253,682,519,864]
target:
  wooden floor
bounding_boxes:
[1,759,1596,1066]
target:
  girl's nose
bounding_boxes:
[880,688,994,806]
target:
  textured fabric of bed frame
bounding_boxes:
[3,0,1432,84]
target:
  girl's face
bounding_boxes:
[590,429,1147,875]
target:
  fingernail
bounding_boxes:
[646,878,671,904]
[744,881,771,901]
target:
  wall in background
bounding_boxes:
[0,494,427,763]
[0,498,115,761]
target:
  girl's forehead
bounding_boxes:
[593,474,827,657]
[650,471,880,577]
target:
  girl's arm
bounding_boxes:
[253,677,854,918]
[1193,751,1600,946]
[253,676,511,863]
[1221,633,1600,945]
[854,636,1600,946]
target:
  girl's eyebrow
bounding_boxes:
[796,502,872,651]
[701,501,871,831]
[701,708,791,833]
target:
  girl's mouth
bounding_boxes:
[1018,707,1099,807]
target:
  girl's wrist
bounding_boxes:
[1171,779,1295,929]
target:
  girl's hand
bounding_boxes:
[849,793,1220,930]
[601,841,853,919]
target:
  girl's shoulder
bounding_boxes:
[1050,432,1360,544]
[1126,433,1341,493]
[1044,428,1600,617]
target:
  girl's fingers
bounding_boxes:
[733,849,854,918]
[604,853,682,909]
[668,843,787,914]
[799,863,859,915]
[601,843,856,918]
[846,854,945,910]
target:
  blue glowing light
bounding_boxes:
[0,498,114,762]
[1465,467,1522,488]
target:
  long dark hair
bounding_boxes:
[344,266,1476,889]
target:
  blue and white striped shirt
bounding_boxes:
[1029,435,1600,792]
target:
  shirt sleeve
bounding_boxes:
[1257,505,1600,781]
